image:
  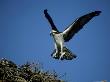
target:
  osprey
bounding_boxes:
[44,9,101,60]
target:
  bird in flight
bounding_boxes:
[44,9,101,60]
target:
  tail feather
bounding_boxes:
[51,47,77,60]
[62,47,77,60]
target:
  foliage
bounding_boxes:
[0,58,65,82]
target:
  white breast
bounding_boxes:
[53,33,64,44]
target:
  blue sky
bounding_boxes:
[0,0,110,82]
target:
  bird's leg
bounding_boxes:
[59,42,65,60]
[52,43,58,58]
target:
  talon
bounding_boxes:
[51,53,56,58]
[53,54,56,58]
[59,52,65,60]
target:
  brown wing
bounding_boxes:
[44,9,59,32]
[63,11,101,42]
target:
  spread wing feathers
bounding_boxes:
[44,9,59,32]
[63,11,101,42]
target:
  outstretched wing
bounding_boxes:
[44,9,59,32]
[63,11,101,42]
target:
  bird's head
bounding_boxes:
[50,30,59,36]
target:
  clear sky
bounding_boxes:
[0,0,110,82]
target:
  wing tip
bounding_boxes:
[44,9,48,14]
[94,11,102,16]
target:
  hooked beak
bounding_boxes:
[50,32,52,36]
